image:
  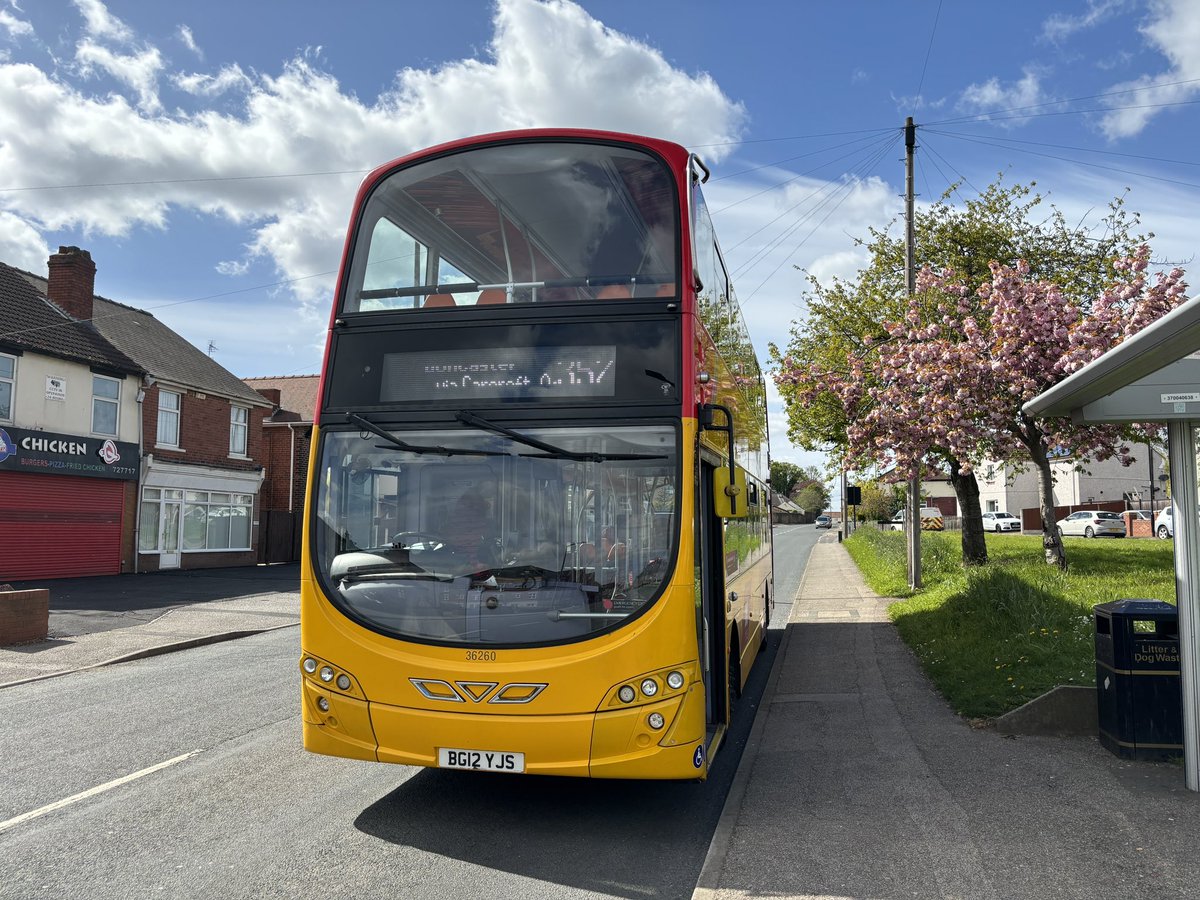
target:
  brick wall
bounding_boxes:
[143,384,266,470]
[120,480,137,572]
[259,424,312,512]
[0,589,49,644]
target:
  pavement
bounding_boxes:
[0,564,300,688]
[694,537,1200,900]
[5,547,1200,898]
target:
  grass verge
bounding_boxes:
[844,528,1176,718]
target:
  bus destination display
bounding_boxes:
[381,345,617,402]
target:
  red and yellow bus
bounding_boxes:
[300,129,773,780]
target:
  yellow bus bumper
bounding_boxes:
[302,678,709,780]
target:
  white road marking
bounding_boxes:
[0,749,203,833]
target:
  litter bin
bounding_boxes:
[1094,599,1183,760]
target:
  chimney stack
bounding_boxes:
[47,246,96,321]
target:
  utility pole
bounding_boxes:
[904,117,922,590]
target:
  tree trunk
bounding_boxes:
[1026,427,1068,569]
[948,458,988,565]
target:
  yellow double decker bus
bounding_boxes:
[301,129,773,780]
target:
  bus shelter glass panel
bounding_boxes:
[313,424,678,645]
[346,142,678,312]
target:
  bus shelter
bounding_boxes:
[1024,295,1200,791]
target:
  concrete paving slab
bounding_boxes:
[0,592,298,688]
[695,538,1200,900]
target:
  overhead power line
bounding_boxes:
[915,0,944,99]
[924,128,1200,192]
[0,269,336,341]
[0,169,370,194]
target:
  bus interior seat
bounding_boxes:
[476,289,506,305]
[423,293,456,308]
[595,285,632,300]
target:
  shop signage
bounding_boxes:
[0,426,137,480]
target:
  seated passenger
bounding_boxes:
[444,489,495,568]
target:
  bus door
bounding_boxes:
[698,457,729,733]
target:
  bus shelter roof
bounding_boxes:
[1025,291,1200,793]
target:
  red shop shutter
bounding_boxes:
[0,472,125,580]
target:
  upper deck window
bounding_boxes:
[344,142,678,313]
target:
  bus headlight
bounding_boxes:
[666,671,685,690]
[303,658,317,674]
[319,666,335,683]
[317,696,330,712]
[647,712,665,730]
[618,685,636,703]
[336,674,351,690]
[640,678,658,698]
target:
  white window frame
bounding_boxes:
[0,353,15,423]
[181,491,255,551]
[156,389,181,448]
[91,374,120,437]
[229,405,249,457]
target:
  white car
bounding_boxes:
[1155,506,1173,540]
[981,511,1021,533]
[1056,510,1126,538]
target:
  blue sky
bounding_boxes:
[2,0,1199,478]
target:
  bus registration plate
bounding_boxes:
[437,747,525,773]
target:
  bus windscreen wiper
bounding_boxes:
[345,412,509,457]
[455,411,666,462]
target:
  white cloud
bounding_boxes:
[71,0,131,43]
[0,209,49,271]
[1099,0,1200,138]
[958,67,1047,123]
[0,9,32,39]
[173,63,250,97]
[215,258,249,277]
[177,24,200,58]
[74,39,163,112]
[1041,0,1131,43]
[0,0,745,321]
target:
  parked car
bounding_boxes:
[814,514,832,529]
[888,507,945,531]
[1155,506,1173,539]
[1055,510,1126,538]
[981,511,1022,533]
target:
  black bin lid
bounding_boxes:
[1094,598,1176,620]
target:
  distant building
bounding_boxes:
[244,375,318,563]
[976,444,1163,525]
[878,465,959,517]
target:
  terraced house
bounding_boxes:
[0,247,272,579]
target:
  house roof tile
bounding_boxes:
[0,262,142,375]
[89,296,270,406]
[244,375,319,423]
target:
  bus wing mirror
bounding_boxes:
[713,467,749,519]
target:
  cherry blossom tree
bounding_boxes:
[779,246,1188,568]
[770,179,1158,567]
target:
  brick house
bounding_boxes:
[10,247,273,573]
[0,250,144,579]
[244,375,318,562]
